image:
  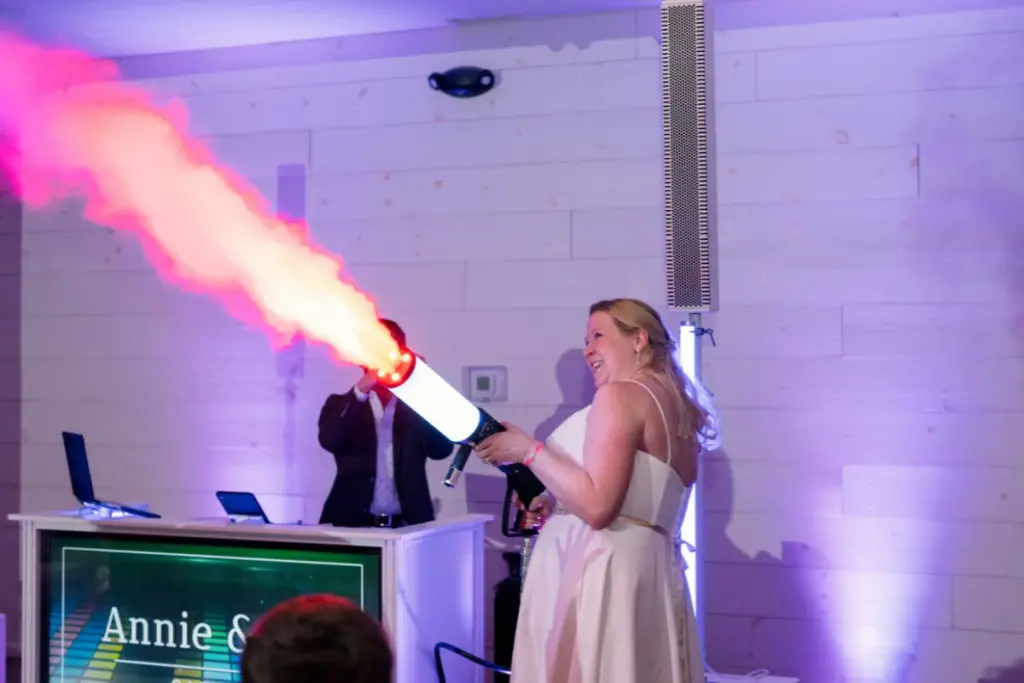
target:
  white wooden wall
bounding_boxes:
[17,6,1024,680]
[695,6,1024,683]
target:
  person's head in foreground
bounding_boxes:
[586,298,719,448]
[241,594,393,683]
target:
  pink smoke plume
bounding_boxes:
[0,32,400,371]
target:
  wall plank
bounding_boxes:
[570,207,661,259]
[718,146,920,204]
[756,30,1024,99]
[920,140,1024,198]
[306,159,661,220]
[22,263,468,315]
[842,465,1024,523]
[953,576,1024,634]
[718,198,1006,260]
[719,262,1014,307]
[705,356,1024,412]
[21,442,300,495]
[705,305,843,357]
[21,211,574,271]
[842,302,1024,358]
[717,85,1024,154]
[23,312,285,359]
[311,109,661,174]
[703,458,843,516]
[466,257,663,309]
[718,407,1024,468]
[313,211,572,264]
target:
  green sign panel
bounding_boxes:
[41,531,382,682]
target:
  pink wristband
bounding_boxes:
[523,442,542,467]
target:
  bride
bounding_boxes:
[475,298,718,683]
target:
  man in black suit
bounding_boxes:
[317,319,453,528]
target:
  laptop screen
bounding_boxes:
[62,431,96,504]
[217,491,270,523]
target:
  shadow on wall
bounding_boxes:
[980,660,1024,683]
[535,348,595,443]
[702,449,843,682]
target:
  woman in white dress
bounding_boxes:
[475,298,717,683]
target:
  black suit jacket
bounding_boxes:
[317,388,453,527]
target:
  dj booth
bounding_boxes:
[10,510,490,683]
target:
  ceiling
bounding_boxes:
[0,0,1019,57]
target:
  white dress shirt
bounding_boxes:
[353,386,402,516]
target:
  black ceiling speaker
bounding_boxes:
[427,66,496,98]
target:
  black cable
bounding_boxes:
[433,642,510,682]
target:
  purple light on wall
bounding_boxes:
[832,487,940,681]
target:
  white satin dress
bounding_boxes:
[510,380,704,683]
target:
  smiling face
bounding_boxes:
[584,310,647,387]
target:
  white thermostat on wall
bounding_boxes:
[463,366,508,403]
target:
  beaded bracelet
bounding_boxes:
[523,442,543,467]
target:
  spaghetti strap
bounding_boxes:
[625,379,673,465]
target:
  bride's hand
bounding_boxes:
[474,422,535,466]
[514,491,553,529]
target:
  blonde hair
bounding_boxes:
[589,298,719,450]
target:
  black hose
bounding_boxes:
[433,642,511,682]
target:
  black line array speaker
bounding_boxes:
[661,0,718,312]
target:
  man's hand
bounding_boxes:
[356,369,377,393]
